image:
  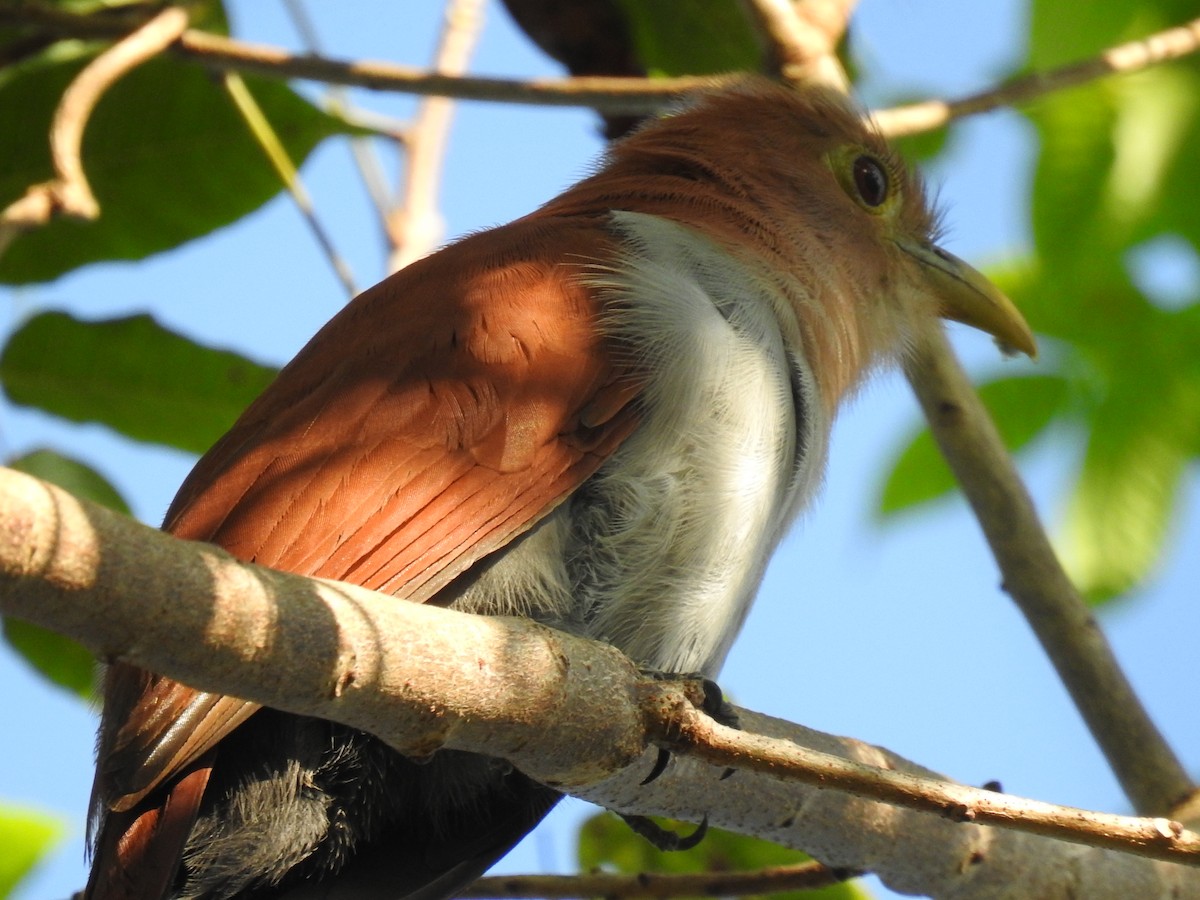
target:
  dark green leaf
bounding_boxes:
[0,804,65,900]
[1,311,278,453]
[614,0,760,76]
[878,374,1070,517]
[0,54,349,283]
[578,812,868,899]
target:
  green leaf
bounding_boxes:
[1,449,130,697]
[578,812,869,899]
[614,0,760,76]
[1061,345,1200,603]
[1021,19,1200,345]
[878,374,1070,517]
[0,53,349,284]
[1028,0,1200,72]
[0,804,65,900]
[1,311,278,453]
[2,618,96,699]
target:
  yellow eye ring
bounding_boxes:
[827,146,903,215]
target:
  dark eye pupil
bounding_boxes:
[852,155,888,207]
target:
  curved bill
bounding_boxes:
[895,238,1037,358]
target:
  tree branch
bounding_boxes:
[3,465,1200,897]
[464,859,846,898]
[0,5,714,113]
[740,0,854,89]
[902,329,1196,817]
[5,6,1199,133]
[873,16,1200,136]
[387,0,485,272]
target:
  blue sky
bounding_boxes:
[2,2,1197,898]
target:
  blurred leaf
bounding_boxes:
[579,812,869,899]
[2,618,96,699]
[1,449,129,697]
[892,124,950,166]
[0,804,65,899]
[614,0,760,76]
[1,311,278,453]
[0,53,349,284]
[1014,2,1200,602]
[1060,334,1200,603]
[878,374,1070,517]
[1028,0,1200,72]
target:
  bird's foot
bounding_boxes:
[619,813,709,852]
[636,671,739,786]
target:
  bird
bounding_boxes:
[83,79,1035,900]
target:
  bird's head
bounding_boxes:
[552,80,1036,410]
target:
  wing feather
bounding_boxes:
[88,216,641,898]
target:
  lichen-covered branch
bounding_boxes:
[3,466,1200,897]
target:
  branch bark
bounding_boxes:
[3,465,1200,898]
[387,0,485,272]
[872,16,1200,136]
[6,7,1198,129]
[741,0,853,89]
[902,330,1196,818]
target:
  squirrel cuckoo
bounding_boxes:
[84,80,1035,900]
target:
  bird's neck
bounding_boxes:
[536,162,885,414]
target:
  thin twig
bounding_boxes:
[653,694,1200,868]
[901,329,1196,816]
[221,71,358,297]
[740,0,853,89]
[463,859,848,898]
[874,16,1200,136]
[0,6,188,258]
[282,0,396,230]
[387,0,485,272]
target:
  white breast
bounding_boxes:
[566,211,828,674]
[449,211,828,676]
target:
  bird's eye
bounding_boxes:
[851,155,889,207]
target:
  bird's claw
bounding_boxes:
[619,813,709,852]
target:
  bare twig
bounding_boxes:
[740,0,853,89]
[874,16,1200,136]
[388,0,485,272]
[282,0,397,233]
[222,71,358,297]
[463,860,847,898]
[0,6,188,257]
[654,696,1200,868]
[901,329,1196,816]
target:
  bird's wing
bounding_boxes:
[87,216,640,895]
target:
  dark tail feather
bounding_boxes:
[84,761,211,900]
[271,773,560,900]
